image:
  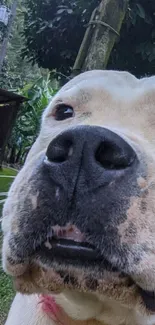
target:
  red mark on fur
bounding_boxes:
[39,295,63,325]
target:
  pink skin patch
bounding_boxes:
[39,295,63,324]
[39,226,86,324]
[52,224,85,242]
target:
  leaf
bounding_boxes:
[129,10,137,26]
[48,21,53,28]
[152,30,155,39]
[136,3,145,19]
[145,15,153,25]
[57,9,65,14]
[67,9,73,14]
[57,5,68,9]
[148,53,155,62]
[37,25,47,33]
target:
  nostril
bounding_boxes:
[46,140,73,163]
[95,141,136,170]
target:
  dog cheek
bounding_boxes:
[2,171,33,237]
[14,264,64,294]
[130,253,155,291]
[118,184,155,275]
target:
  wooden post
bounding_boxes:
[0,101,20,168]
[72,0,128,75]
[0,89,27,168]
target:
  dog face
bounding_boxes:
[2,70,155,316]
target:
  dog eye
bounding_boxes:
[54,104,74,121]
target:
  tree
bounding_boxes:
[72,0,127,75]
[0,0,47,90]
[0,0,18,73]
[108,0,155,77]
[22,0,155,78]
[22,0,100,75]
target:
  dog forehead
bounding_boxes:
[45,70,155,116]
[49,70,139,106]
[57,70,155,95]
[60,70,139,91]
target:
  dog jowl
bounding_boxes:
[2,70,155,315]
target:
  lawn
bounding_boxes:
[0,167,18,324]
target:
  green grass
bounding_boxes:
[0,167,17,194]
[0,234,15,324]
[0,168,17,177]
[0,167,18,324]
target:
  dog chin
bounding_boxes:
[4,242,155,314]
[3,225,155,313]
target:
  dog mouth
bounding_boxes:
[38,224,102,261]
[5,224,155,312]
[35,224,113,269]
[39,238,102,261]
[33,224,155,312]
[34,224,118,271]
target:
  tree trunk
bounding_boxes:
[15,146,22,164]
[72,0,128,76]
[9,146,16,164]
[0,101,20,168]
[0,0,18,73]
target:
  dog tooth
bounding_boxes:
[44,240,52,249]
[68,147,73,157]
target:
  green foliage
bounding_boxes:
[0,0,45,90]
[0,168,17,214]
[0,1,10,41]
[22,0,100,74]
[108,0,155,77]
[6,74,59,165]
[0,168,16,324]
[0,267,14,324]
[22,0,155,77]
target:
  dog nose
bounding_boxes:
[46,126,136,171]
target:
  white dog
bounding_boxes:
[2,70,155,325]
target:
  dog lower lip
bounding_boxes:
[37,238,102,261]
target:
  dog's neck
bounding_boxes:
[39,293,155,325]
[40,295,102,325]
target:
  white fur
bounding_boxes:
[5,292,155,325]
